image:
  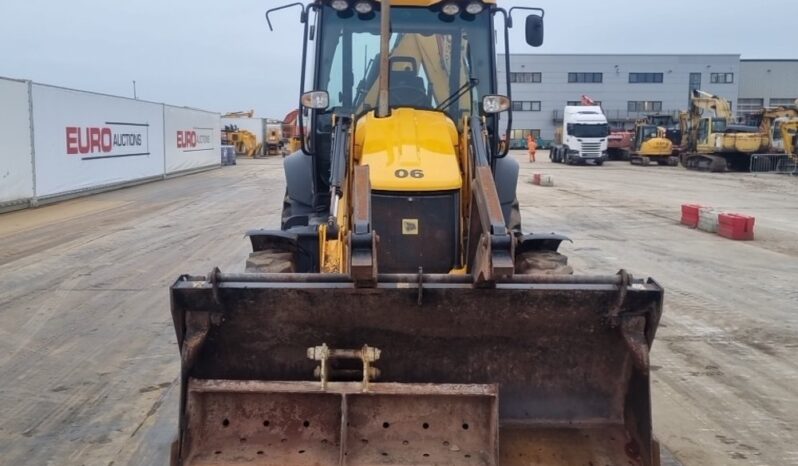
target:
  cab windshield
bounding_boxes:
[569,123,610,138]
[640,126,658,140]
[316,6,494,123]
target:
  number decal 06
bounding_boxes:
[394,169,425,179]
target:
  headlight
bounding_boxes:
[465,1,484,14]
[441,2,460,16]
[301,91,330,110]
[353,0,373,14]
[330,0,349,11]
[482,95,510,114]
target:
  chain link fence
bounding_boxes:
[749,154,798,175]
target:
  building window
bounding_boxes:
[629,73,664,84]
[510,72,541,83]
[770,98,796,107]
[512,101,541,112]
[510,129,540,139]
[567,100,601,107]
[710,73,734,84]
[568,72,603,83]
[737,98,764,115]
[627,101,663,112]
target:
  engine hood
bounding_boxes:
[354,108,461,192]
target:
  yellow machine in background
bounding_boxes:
[630,121,676,166]
[753,107,798,153]
[222,126,262,157]
[682,90,768,171]
[222,110,265,157]
[781,120,798,157]
[222,110,255,118]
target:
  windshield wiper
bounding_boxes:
[436,78,479,112]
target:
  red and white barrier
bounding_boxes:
[718,213,755,241]
[531,173,554,187]
[681,203,755,241]
[680,204,701,228]
[697,207,719,233]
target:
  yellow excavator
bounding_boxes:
[222,126,263,157]
[682,90,768,172]
[751,106,798,153]
[629,120,676,166]
[782,119,798,157]
[169,2,664,465]
[222,110,256,118]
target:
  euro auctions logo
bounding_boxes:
[177,128,214,152]
[66,122,150,160]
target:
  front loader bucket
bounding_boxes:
[170,272,663,466]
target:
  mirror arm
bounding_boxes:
[265,2,306,31]
[507,6,545,22]
[494,8,512,158]
[298,4,317,156]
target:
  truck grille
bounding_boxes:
[581,142,602,156]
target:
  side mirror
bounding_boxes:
[301,90,329,110]
[526,15,544,47]
[482,95,511,114]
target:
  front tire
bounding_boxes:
[515,250,574,275]
[245,249,295,273]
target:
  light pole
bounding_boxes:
[132,80,137,99]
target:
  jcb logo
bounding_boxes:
[402,219,419,235]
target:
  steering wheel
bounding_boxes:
[390,85,430,108]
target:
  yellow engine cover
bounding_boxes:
[354,108,461,192]
[639,138,673,157]
[717,133,767,154]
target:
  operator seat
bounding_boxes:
[389,57,429,108]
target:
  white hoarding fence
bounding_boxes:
[164,106,221,174]
[0,77,34,206]
[31,84,165,198]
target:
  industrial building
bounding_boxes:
[499,54,798,141]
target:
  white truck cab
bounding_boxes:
[551,106,610,165]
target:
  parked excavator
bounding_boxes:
[222,125,263,157]
[222,110,256,118]
[169,2,664,465]
[748,106,798,153]
[629,121,676,166]
[782,119,798,157]
[643,114,683,157]
[681,90,768,172]
[607,128,633,160]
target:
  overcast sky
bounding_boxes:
[1,1,796,118]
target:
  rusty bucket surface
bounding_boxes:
[170,273,663,466]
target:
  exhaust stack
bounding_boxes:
[376,0,391,118]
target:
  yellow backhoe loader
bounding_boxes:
[168,2,664,465]
[681,90,768,172]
